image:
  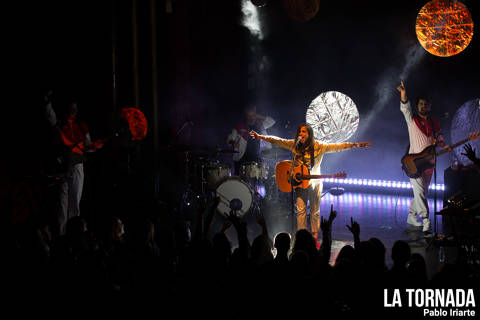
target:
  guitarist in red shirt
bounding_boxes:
[44,96,104,236]
[397,81,451,233]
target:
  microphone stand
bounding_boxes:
[290,152,297,234]
[289,137,301,234]
[431,119,438,238]
[426,138,438,249]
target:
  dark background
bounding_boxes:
[6,0,480,203]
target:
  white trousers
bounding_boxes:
[409,168,433,219]
[59,163,84,235]
[295,183,322,234]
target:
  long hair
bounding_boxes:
[294,123,315,167]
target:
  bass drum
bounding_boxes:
[215,177,253,217]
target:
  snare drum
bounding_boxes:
[215,177,253,217]
[241,161,269,180]
[206,162,231,189]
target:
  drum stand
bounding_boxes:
[181,151,198,208]
[181,151,208,209]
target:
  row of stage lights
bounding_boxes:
[323,178,445,191]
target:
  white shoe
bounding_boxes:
[422,218,431,232]
[407,213,422,227]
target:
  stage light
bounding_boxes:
[323,178,444,191]
[256,185,267,198]
[416,0,474,57]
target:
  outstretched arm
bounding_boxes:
[249,130,295,151]
[323,141,371,153]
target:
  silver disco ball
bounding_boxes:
[450,98,480,165]
[306,91,359,143]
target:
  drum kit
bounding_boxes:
[180,145,291,217]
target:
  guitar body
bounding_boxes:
[275,160,346,192]
[401,145,435,178]
[275,161,309,192]
[400,132,480,179]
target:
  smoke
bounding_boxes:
[241,0,263,40]
[357,44,426,137]
[323,44,427,181]
[399,44,426,81]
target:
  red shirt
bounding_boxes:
[413,115,440,138]
[61,119,89,155]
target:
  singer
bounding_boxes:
[250,123,371,246]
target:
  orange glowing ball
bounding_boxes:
[283,0,319,22]
[416,0,474,57]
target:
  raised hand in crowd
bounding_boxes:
[462,143,480,167]
[320,204,337,260]
[321,204,337,235]
[346,217,361,249]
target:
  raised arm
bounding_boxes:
[346,217,361,250]
[320,204,337,261]
[398,81,413,123]
[397,80,408,104]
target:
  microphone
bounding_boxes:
[295,136,303,147]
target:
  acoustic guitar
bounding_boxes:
[401,131,479,178]
[275,160,347,192]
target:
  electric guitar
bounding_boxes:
[275,160,347,192]
[401,131,479,178]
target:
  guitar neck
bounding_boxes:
[302,174,338,179]
[436,138,469,156]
